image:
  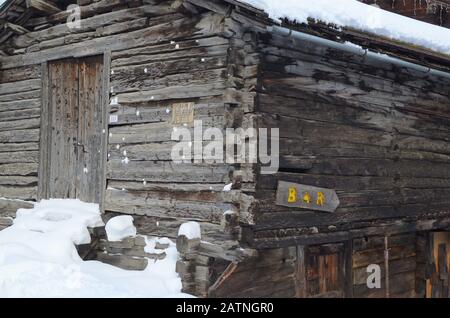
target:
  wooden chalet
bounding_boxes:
[0,0,450,298]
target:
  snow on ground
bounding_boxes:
[240,0,450,55]
[0,199,189,298]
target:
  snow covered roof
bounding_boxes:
[238,0,450,57]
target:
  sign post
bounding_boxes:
[276,181,340,213]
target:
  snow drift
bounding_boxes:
[0,199,188,298]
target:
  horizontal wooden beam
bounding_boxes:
[26,0,61,15]
[3,22,29,35]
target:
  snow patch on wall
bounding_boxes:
[105,215,137,242]
[178,222,201,240]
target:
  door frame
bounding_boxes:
[37,51,111,213]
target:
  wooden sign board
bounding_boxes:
[276,181,340,213]
[172,102,195,125]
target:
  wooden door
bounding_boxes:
[304,243,346,298]
[427,232,450,298]
[40,56,106,204]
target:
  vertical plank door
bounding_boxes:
[47,59,79,199]
[42,56,105,204]
[77,56,104,204]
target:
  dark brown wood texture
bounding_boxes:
[44,56,104,203]
[247,29,450,248]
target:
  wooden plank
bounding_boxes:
[26,0,62,15]
[76,55,104,204]
[295,246,306,298]
[47,59,79,199]
[0,151,39,163]
[0,198,34,217]
[100,50,111,213]
[2,13,226,69]
[107,161,232,183]
[438,243,449,298]
[0,186,37,200]
[104,188,232,223]
[0,163,38,176]
[3,22,29,35]
[0,79,41,95]
[0,129,40,143]
[276,180,340,213]
[0,65,41,84]
[0,143,39,153]
[0,118,40,132]
[38,62,49,201]
[353,257,417,285]
[0,176,38,186]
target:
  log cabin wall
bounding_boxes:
[245,29,450,249]
[1,0,450,298]
[210,233,420,298]
[353,234,418,298]
[0,64,40,229]
[0,0,263,248]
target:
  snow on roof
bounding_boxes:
[240,0,450,56]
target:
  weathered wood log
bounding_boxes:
[0,198,34,217]
[26,0,62,15]
[177,235,201,254]
[2,13,227,69]
[104,187,234,223]
[0,163,39,176]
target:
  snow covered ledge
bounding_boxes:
[0,199,188,298]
